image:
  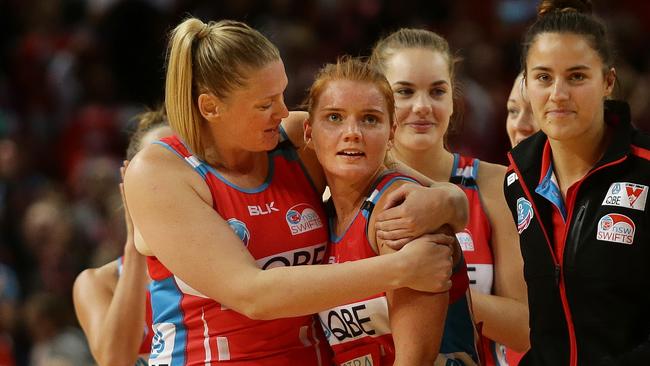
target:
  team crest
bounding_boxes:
[596,213,635,244]
[602,182,648,211]
[150,322,175,364]
[516,197,534,234]
[286,203,323,235]
[227,218,250,246]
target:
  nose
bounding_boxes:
[550,79,569,102]
[274,96,289,119]
[413,92,432,117]
[342,120,361,142]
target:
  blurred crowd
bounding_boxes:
[0,0,648,365]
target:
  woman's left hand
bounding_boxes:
[374,182,468,250]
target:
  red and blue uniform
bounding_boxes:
[448,154,522,366]
[318,172,469,366]
[146,135,330,366]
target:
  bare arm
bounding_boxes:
[73,258,147,365]
[73,165,148,365]
[472,162,529,352]
[369,180,450,366]
[125,145,453,321]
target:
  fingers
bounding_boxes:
[379,237,411,251]
[379,185,408,211]
[376,227,412,240]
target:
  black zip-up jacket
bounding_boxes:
[503,101,650,366]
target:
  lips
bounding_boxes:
[545,109,575,118]
[337,149,365,157]
[404,120,435,132]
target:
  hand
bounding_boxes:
[375,182,468,250]
[398,234,453,293]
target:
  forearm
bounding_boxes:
[470,290,530,352]
[98,253,148,364]
[390,289,448,366]
[232,254,406,320]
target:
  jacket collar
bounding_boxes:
[508,100,632,188]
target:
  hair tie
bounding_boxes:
[197,23,210,39]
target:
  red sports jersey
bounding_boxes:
[146,136,330,366]
[451,153,522,366]
[318,172,416,366]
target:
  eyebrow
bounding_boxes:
[392,80,449,87]
[530,65,591,72]
[320,107,386,114]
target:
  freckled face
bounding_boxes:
[307,80,392,184]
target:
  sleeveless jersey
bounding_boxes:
[450,153,522,366]
[318,172,416,366]
[117,256,152,366]
[146,135,330,366]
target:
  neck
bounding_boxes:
[202,125,269,185]
[327,168,385,236]
[549,122,609,198]
[390,142,454,182]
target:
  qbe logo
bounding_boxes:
[285,203,323,235]
[596,213,635,245]
[227,218,250,246]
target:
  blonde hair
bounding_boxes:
[164,18,280,159]
[305,56,395,126]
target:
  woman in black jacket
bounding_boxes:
[503,0,650,365]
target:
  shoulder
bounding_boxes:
[74,260,119,294]
[476,160,507,199]
[126,142,211,205]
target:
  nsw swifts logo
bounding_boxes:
[516,197,534,234]
[596,213,635,245]
[286,203,323,235]
[227,218,250,246]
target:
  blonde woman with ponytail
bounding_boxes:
[124,18,468,365]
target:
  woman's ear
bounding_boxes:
[604,67,616,97]
[198,93,221,121]
[303,118,313,149]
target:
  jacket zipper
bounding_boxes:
[564,203,587,268]
[508,152,627,366]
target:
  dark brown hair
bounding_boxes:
[522,0,614,77]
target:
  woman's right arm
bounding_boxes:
[125,145,454,320]
[73,165,148,366]
[73,257,147,366]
